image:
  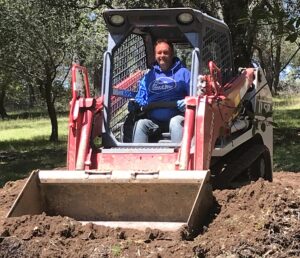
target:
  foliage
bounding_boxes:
[278,67,300,94]
[229,0,299,94]
[284,0,300,43]
[71,7,108,93]
[1,1,78,83]
[281,40,300,70]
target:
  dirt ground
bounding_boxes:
[0,172,299,258]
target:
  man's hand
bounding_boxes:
[128,99,138,112]
[177,99,186,112]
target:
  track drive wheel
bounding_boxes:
[248,146,272,182]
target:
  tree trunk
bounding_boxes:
[220,0,268,69]
[220,0,252,69]
[254,44,275,94]
[27,83,36,108]
[44,80,58,141]
[0,86,8,119]
[93,64,102,96]
[272,42,282,95]
[271,4,284,95]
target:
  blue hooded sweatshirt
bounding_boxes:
[135,57,190,122]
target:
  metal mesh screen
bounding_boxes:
[110,34,147,141]
[202,27,233,83]
[174,43,193,70]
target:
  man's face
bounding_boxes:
[155,42,173,71]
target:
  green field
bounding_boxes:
[273,95,300,172]
[0,95,299,187]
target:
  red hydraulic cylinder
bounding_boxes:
[178,97,196,170]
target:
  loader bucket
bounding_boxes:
[7,170,213,233]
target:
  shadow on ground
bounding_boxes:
[0,138,66,187]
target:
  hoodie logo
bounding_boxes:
[149,77,176,94]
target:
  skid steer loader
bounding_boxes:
[7,8,273,235]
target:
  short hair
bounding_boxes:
[154,39,174,54]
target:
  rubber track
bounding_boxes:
[213,144,267,188]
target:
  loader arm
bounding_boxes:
[191,63,255,171]
[68,65,104,170]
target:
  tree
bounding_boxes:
[0,76,9,119]
[71,8,108,94]
[250,0,300,94]
[250,0,284,94]
[0,0,82,140]
[213,0,299,94]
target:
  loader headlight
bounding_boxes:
[109,14,125,26]
[177,12,194,25]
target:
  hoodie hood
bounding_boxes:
[153,57,184,75]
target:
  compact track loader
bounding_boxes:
[7,8,273,235]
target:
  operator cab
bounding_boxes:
[101,8,234,147]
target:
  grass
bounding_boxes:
[0,117,66,140]
[0,115,68,187]
[273,95,300,172]
[111,244,122,257]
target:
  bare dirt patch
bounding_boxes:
[0,172,299,257]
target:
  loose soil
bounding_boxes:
[0,172,299,257]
